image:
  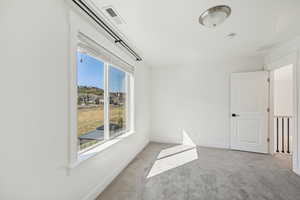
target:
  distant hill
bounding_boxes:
[78,86,104,96]
[78,86,125,106]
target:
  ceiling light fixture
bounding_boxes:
[199,5,231,28]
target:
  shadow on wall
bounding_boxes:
[147,130,197,178]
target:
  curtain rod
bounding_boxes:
[72,0,142,61]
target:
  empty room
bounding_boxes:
[2,0,300,199]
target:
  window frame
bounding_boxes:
[107,64,131,139]
[69,11,135,168]
[76,52,106,154]
[75,49,134,154]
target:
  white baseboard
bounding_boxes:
[150,138,181,145]
[196,143,229,149]
[81,140,149,200]
[150,138,229,150]
[293,167,300,176]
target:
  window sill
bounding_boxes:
[68,130,135,169]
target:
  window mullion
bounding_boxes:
[104,62,110,140]
[125,74,130,132]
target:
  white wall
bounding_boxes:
[0,1,150,200]
[150,57,264,148]
[274,65,293,116]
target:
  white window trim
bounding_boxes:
[68,10,135,169]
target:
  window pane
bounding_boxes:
[77,52,105,151]
[109,66,127,138]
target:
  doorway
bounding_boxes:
[230,52,299,173]
[270,64,294,169]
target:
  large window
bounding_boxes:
[109,66,128,138]
[77,52,105,151]
[76,45,132,153]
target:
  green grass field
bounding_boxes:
[77,105,126,136]
[77,105,126,150]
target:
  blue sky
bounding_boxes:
[77,52,125,92]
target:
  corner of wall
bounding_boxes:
[81,139,149,200]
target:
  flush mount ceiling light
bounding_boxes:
[199,5,231,28]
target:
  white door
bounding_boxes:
[231,71,269,153]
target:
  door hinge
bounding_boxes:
[267,77,270,83]
[267,108,270,112]
[267,138,270,142]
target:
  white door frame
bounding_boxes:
[266,51,298,171]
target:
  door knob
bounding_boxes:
[232,113,240,117]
